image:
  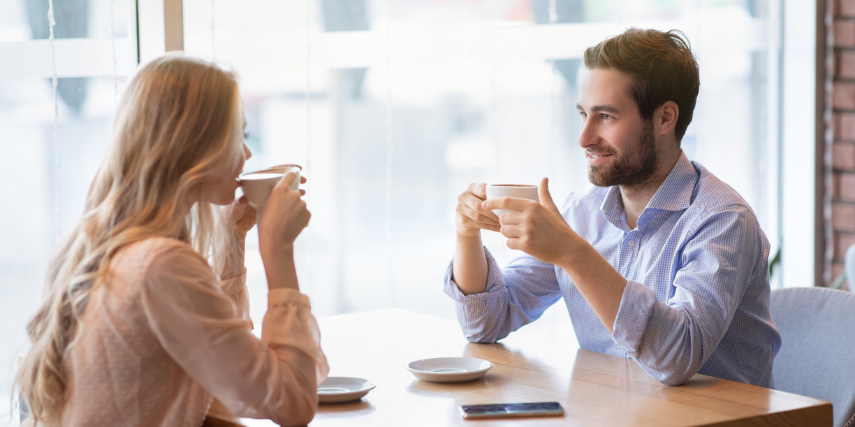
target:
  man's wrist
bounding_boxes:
[554,231,583,271]
[456,229,482,241]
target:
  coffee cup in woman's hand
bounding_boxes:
[239,165,302,208]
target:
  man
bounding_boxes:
[444,28,781,387]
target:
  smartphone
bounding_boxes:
[459,402,565,419]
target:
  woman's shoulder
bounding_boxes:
[112,237,207,279]
[118,236,197,262]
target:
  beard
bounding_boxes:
[587,119,659,188]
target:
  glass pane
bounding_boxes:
[0,0,134,42]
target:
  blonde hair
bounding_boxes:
[15,53,244,425]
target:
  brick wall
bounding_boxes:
[831,0,855,289]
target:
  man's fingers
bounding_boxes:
[458,204,500,227]
[499,224,522,238]
[483,197,531,213]
[483,224,501,233]
[471,183,488,199]
[497,212,524,226]
[464,194,500,223]
[505,238,527,251]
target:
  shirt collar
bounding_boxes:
[600,151,697,228]
[645,151,697,212]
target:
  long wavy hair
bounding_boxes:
[15,53,244,425]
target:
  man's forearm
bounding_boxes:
[452,232,489,295]
[557,238,627,333]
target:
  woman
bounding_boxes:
[15,54,328,426]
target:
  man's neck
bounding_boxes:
[619,149,683,229]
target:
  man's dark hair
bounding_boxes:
[583,28,700,142]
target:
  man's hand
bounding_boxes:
[482,178,577,266]
[455,183,501,237]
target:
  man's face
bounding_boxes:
[576,68,658,188]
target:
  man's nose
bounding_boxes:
[578,119,598,149]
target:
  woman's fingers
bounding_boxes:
[275,172,298,190]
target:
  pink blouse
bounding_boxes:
[59,237,329,427]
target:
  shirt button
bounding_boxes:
[628,241,635,247]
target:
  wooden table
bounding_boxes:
[241,309,830,427]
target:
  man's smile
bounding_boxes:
[587,152,614,165]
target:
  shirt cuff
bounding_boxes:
[611,279,658,356]
[268,288,312,309]
[442,247,509,330]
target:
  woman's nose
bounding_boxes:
[243,143,252,161]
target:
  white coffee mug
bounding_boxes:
[485,184,539,217]
[240,164,301,208]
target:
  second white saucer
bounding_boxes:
[406,357,494,383]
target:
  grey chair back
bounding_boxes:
[771,287,855,427]
[846,245,855,290]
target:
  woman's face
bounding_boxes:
[198,102,252,206]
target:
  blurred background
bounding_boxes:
[2,0,817,421]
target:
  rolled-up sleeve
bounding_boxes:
[444,247,562,343]
[611,206,761,386]
[141,245,329,426]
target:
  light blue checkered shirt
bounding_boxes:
[444,152,781,387]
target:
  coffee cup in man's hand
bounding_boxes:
[485,184,539,217]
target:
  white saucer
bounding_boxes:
[406,357,494,383]
[317,377,375,403]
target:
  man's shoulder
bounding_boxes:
[689,161,755,215]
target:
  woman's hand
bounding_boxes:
[221,196,258,237]
[257,172,311,258]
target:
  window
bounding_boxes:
[180,0,784,322]
[2,1,807,420]
[0,0,137,418]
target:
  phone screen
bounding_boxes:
[459,402,565,419]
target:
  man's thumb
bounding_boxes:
[539,177,558,212]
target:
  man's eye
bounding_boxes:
[601,114,612,120]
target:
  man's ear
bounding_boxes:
[657,101,679,136]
